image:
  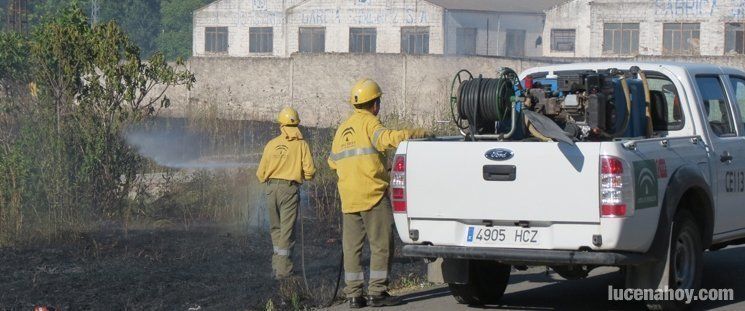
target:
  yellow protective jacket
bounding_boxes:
[328,109,416,213]
[256,126,316,184]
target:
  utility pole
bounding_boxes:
[6,0,29,33]
[91,0,100,24]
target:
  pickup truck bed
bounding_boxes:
[395,136,707,253]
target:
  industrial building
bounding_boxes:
[543,0,745,57]
[192,0,567,58]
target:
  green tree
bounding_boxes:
[17,0,208,60]
[97,0,162,57]
[0,32,29,97]
[157,0,212,60]
[0,3,194,243]
[28,0,161,57]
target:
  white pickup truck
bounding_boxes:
[391,62,745,310]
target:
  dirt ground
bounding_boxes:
[1,119,428,310]
[0,221,427,311]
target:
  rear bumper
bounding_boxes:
[402,244,656,266]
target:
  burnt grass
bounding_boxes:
[0,220,426,310]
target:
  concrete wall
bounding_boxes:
[162,53,745,128]
[164,54,545,127]
[544,0,745,57]
[445,11,546,57]
[193,0,444,57]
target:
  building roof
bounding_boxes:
[425,0,570,13]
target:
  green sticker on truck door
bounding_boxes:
[634,160,659,209]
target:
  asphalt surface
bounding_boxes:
[327,245,745,310]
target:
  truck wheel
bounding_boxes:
[646,210,704,311]
[448,260,510,305]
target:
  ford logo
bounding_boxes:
[485,148,514,161]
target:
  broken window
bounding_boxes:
[401,27,430,55]
[249,27,273,53]
[299,27,325,53]
[205,27,228,53]
[550,29,575,52]
[603,23,639,55]
[349,28,376,53]
[663,23,700,55]
[456,28,477,55]
[725,23,745,54]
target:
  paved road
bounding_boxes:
[328,245,745,310]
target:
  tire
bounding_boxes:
[646,210,704,311]
[448,260,510,305]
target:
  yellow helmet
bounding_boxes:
[349,78,382,106]
[277,107,300,126]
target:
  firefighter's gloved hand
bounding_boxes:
[409,128,433,139]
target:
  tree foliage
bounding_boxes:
[0,32,30,97]
[98,0,162,57]
[157,0,212,61]
[3,0,212,59]
[0,4,194,244]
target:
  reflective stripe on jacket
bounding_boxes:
[257,126,316,183]
[328,109,415,213]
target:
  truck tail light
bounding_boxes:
[391,154,407,213]
[600,156,634,218]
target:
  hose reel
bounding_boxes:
[449,68,522,139]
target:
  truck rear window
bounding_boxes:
[696,76,736,137]
[647,75,684,131]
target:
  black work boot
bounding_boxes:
[348,296,367,309]
[366,292,402,307]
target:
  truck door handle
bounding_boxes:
[483,165,516,181]
[721,151,733,163]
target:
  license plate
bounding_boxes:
[464,226,541,246]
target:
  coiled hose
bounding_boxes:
[456,76,515,138]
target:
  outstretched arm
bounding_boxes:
[368,120,413,152]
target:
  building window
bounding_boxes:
[350,28,376,53]
[401,27,430,54]
[551,29,576,52]
[249,27,273,53]
[603,23,639,55]
[205,27,228,53]
[663,23,700,55]
[299,27,325,53]
[725,23,745,54]
[505,29,526,57]
[456,28,477,55]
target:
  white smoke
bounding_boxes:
[124,118,270,169]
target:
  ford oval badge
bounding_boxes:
[485,148,514,161]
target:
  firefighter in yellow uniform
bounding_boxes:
[257,107,316,279]
[328,79,430,308]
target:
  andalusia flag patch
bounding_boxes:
[634,160,659,209]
